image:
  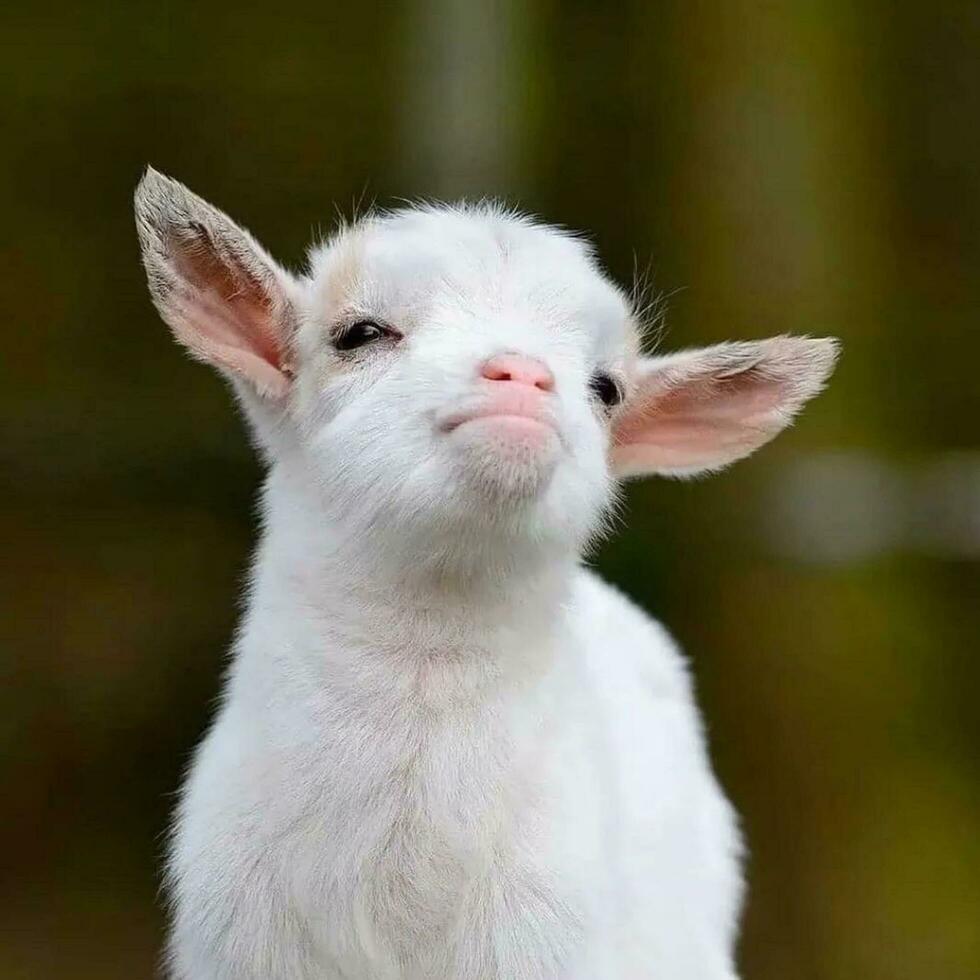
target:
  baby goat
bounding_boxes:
[135,168,838,980]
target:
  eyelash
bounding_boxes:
[332,319,400,352]
[589,372,624,409]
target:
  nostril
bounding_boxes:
[482,364,513,383]
[480,354,555,392]
[531,371,555,392]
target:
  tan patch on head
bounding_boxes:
[315,223,370,320]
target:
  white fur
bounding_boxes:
[134,169,838,980]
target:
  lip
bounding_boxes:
[451,415,557,441]
[438,389,558,436]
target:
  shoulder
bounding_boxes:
[569,567,693,702]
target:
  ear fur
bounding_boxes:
[134,167,299,399]
[611,336,840,478]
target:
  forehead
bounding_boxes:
[308,204,632,343]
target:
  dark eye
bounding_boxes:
[589,372,623,408]
[334,320,389,352]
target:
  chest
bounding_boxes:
[281,671,606,976]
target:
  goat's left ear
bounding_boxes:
[134,167,299,399]
[611,336,840,478]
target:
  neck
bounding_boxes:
[245,459,579,671]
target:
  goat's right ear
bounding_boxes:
[134,167,299,399]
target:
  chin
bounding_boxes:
[447,418,561,505]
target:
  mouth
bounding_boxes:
[435,389,562,497]
[437,390,559,441]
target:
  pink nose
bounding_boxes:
[480,354,555,392]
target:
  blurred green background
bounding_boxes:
[2,1,978,977]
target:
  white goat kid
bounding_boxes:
[135,168,838,980]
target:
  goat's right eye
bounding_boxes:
[334,320,389,352]
[589,372,623,409]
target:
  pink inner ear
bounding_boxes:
[612,368,791,474]
[171,232,287,393]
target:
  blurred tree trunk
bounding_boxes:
[401,0,530,198]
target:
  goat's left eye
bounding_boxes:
[334,320,389,352]
[589,372,623,409]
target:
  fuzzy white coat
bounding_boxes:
[134,169,837,980]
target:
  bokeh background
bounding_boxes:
[2,2,979,977]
